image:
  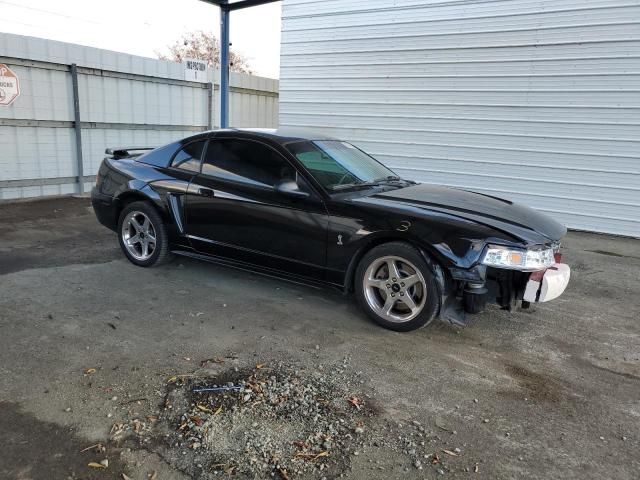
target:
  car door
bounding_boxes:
[185,136,329,280]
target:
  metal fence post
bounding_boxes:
[207,81,214,129]
[70,63,85,193]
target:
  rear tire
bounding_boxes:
[117,201,172,267]
[355,242,440,332]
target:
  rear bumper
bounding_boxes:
[523,263,571,303]
[91,188,118,231]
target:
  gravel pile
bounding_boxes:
[159,357,378,478]
[152,358,468,479]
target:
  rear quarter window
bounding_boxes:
[136,142,180,167]
[170,141,206,172]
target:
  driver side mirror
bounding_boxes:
[275,180,310,199]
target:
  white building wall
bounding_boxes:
[280,0,640,237]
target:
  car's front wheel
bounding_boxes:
[355,242,440,331]
[117,201,172,267]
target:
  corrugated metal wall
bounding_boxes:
[0,33,279,200]
[280,0,640,237]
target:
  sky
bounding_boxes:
[0,0,282,78]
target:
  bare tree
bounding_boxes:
[157,31,252,74]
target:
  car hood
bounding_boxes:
[363,183,567,245]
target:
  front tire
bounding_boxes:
[117,201,172,267]
[355,242,440,332]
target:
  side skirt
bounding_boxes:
[171,249,343,293]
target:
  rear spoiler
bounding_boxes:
[105,147,154,159]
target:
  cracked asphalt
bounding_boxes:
[0,196,638,479]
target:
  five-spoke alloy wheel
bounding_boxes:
[363,255,427,323]
[356,242,440,331]
[117,201,172,267]
[121,210,157,261]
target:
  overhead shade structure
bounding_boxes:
[200,0,280,128]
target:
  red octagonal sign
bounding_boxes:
[0,64,20,107]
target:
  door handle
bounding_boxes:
[198,188,215,197]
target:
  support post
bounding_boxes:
[200,0,278,128]
[70,63,85,193]
[220,5,230,128]
[207,81,214,129]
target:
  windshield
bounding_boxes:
[286,140,398,191]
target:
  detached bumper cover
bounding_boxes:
[523,263,571,303]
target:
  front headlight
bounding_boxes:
[481,245,556,271]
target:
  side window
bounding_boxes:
[170,140,205,172]
[201,139,296,187]
[288,142,356,188]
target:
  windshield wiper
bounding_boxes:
[330,176,411,191]
[373,175,402,182]
[374,175,418,186]
[329,180,383,191]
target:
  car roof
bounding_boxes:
[216,127,339,144]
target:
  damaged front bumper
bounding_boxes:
[439,262,571,327]
[523,263,571,303]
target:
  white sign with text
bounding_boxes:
[184,58,208,82]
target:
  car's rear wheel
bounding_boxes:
[355,242,440,331]
[117,201,172,267]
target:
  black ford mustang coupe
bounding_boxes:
[92,128,570,331]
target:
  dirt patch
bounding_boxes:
[585,249,640,261]
[157,359,381,478]
[0,196,91,223]
[587,363,640,381]
[0,402,129,480]
[502,364,564,403]
[0,230,120,275]
[106,358,471,479]
[0,196,119,275]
